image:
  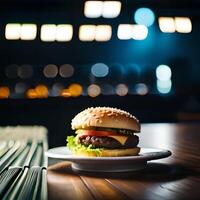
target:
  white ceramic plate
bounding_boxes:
[45,147,171,172]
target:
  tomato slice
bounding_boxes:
[76,129,119,136]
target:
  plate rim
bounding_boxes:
[45,146,171,161]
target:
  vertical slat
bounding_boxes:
[0,126,48,200]
[0,142,8,158]
[0,142,27,173]
[40,169,48,200]
[0,141,21,173]
[23,141,37,167]
[2,167,29,200]
[11,146,30,167]
[0,167,22,198]
[41,141,48,168]
[32,167,42,200]
[16,167,41,200]
[0,141,16,159]
[30,145,43,167]
[0,169,7,183]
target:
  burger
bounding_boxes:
[67,107,140,157]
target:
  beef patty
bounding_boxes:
[78,135,139,149]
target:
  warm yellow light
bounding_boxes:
[84,1,103,18]
[175,17,192,33]
[20,24,37,40]
[26,89,37,99]
[56,24,73,41]
[87,84,101,97]
[102,1,121,18]
[40,24,56,41]
[68,83,83,97]
[35,85,49,98]
[158,17,175,33]
[0,86,10,98]
[84,1,121,19]
[79,25,96,41]
[5,23,21,40]
[61,89,71,97]
[95,25,112,41]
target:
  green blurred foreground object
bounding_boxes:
[0,126,48,200]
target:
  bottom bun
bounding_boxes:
[73,147,140,157]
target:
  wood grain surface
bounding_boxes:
[47,123,200,200]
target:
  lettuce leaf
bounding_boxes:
[66,135,103,156]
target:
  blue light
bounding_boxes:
[91,63,109,77]
[157,80,172,94]
[156,65,172,81]
[134,8,155,27]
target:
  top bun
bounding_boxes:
[71,107,140,132]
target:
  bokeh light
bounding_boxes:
[84,1,121,18]
[156,65,172,81]
[117,24,133,40]
[61,89,71,97]
[158,17,176,33]
[26,89,37,99]
[35,84,49,98]
[87,84,101,97]
[43,64,58,78]
[84,1,103,18]
[56,24,73,41]
[5,23,21,40]
[20,24,37,40]
[157,80,172,94]
[174,17,192,33]
[79,25,96,41]
[15,82,27,94]
[102,1,121,18]
[40,24,57,42]
[134,8,155,27]
[132,25,148,40]
[91,63,109,77]
[95,25,112,41]
[40,24,73,42]
[59,64,74,78]
[50,83,64,97]
[0,86,10,98]
[116,84,128,96]
[18,64,33,79]
[68,83,83,97]
[135,83,148,95]
[118,24,148,40]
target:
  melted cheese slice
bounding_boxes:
[75,132,128,145]
[108,135,128,145]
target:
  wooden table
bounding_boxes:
[47,123,200,200]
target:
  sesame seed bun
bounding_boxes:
[71,107,140,133]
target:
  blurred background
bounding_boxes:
[0,0,200,147]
